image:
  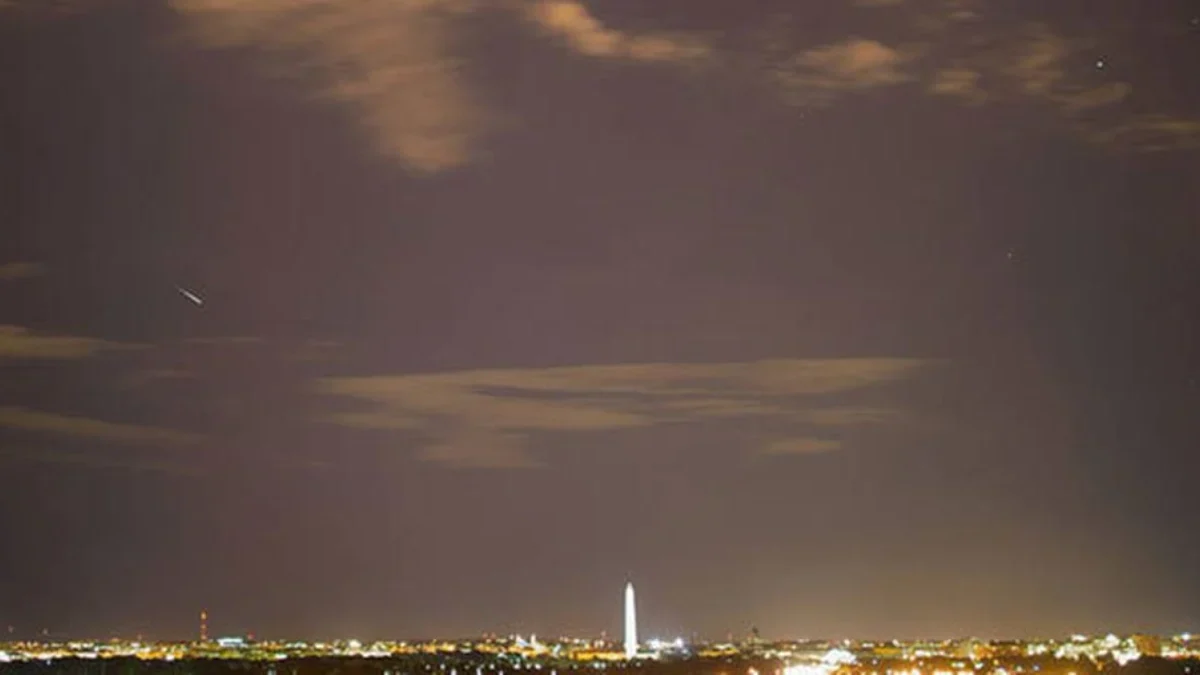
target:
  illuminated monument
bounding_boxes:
[624,580,637,659]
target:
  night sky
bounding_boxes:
[2,0,1199,643]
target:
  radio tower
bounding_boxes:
[199,610,208,643]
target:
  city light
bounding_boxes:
[0,584,1194,670]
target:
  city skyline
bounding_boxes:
[2,0,1200,641]
[2,628,1196,666]
[2,586,1193,645]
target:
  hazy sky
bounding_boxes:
[2,0,1199,642]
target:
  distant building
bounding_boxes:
[1131,634,1162,657]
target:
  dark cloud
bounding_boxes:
[0,406,202,446]
[182,336,266,347]
[0,446,203,476]
[525,0,712,64]
[169,0,492,174]
[0,262,44,280]
[0,325,137,360]
[760,5,1198,151]
[774,38,916,99]
[760,437,841,456]
[318,358,931,469]
[8,0,1197,165]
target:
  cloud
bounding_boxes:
[170,0,491,174]
[1001,23,1071,96]
[1081,114,1200,152]
[318,358,931,469]
[795,407,907,425]
[0,406,202,446]
[170,0,714,173]
[752,3,1197,153]
[801,39,912,88]
[0,446,203,476]
[0,0,96,14]
[1055,82,1133,115]
[771,38,915,105]
[322,410,425,430]
[929,67,986,104]
[22,0,1191,178]
[416,431,543,469]
[897,14,1195,151]
[761,437,841,456]
[0,262,43,280]
[967,22,1192,150]
[121,368,198,389]
[290,339,342,364]
[183,336,266,347]
[525,0,711,64]
[995,23,1130,113]
[940,0,983,22]
[0,325,134,360]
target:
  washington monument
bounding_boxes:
[624,580,637,659]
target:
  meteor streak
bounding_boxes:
[176,286,203,306]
